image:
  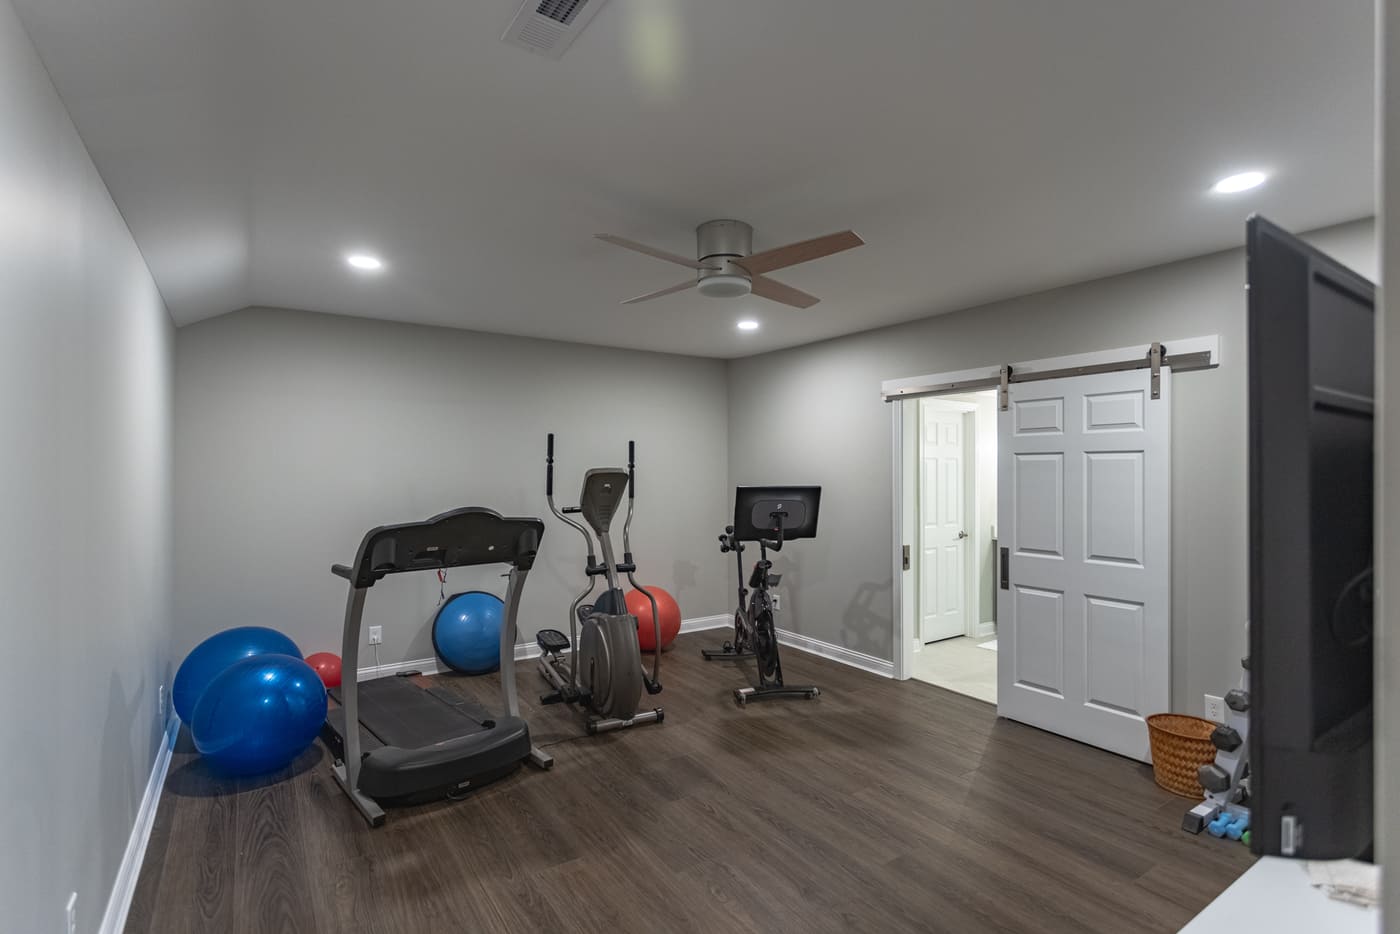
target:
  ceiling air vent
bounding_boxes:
[502,0,608,59]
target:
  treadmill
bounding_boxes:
[322,507,554,827]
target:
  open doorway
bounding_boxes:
[903,391,999,703]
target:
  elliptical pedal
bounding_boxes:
[536,628,571,655]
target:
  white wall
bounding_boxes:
[0,1,175,931]
[727,218,1376,712]
[173,307,731,667]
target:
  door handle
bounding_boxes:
[957,530,969,540]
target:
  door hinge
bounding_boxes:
[1149,341,1163,400]
[902,544,911,571]
[999,364,1012,411]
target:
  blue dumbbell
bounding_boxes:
[1225,814,1250,841]
[1207,813,1231,837]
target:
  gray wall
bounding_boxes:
[0,2,175,931]
[727,218,1376,712]
[1379,0,1397,919]
[173,308,731,667]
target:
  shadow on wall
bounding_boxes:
[99,671,146,847]
[670,559,699,607]
[841,579,893,658]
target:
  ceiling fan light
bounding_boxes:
[696,274,752,299]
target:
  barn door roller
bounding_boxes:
[987,342,1175,410]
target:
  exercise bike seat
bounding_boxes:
[536,629,571,654]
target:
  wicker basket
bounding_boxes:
[1146,713,1217,798]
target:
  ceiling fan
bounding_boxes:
[595,220,864,309]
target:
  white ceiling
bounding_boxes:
[14,0,1375,358]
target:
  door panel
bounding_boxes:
[1084,595,1145,716]
[997,369,1170,761]
[1013,453,1063,557]
[1012,585,1064,696]
[1084,452,1144,566]
[1014,397,1065,435]
[1084,391,1144,432]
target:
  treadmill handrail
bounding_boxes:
[335,506,544,589]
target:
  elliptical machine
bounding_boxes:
[702,486,822,705]
[536,434,664,733]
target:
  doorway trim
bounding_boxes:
[886,335,1219,682]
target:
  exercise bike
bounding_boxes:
[702,486,822,705]
[536,434,663,733]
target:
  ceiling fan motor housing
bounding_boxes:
[695,219,754,298]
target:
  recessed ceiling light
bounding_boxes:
[737,319,760,331]
[1211,171,1267,194]
[345,253,384,271]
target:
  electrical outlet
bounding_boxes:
[65,892,76,934]
[368,626,383,645]
[1204,694,1225,722]
[771,593,781,611]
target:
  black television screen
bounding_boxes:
[1247,215,1375,860]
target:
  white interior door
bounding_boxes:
[919,402,971,643]
[996,368,1170,761]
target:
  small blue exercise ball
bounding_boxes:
[173,626,302,722]
[433,591,504,674]
[190,654,327,776]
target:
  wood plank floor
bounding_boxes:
[128,631,1253,933]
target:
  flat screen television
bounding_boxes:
[1247,215,1375,859]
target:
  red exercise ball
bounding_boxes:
[305,651,342,688]
[626,586,682,652]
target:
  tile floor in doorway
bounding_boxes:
[910,635,998,704]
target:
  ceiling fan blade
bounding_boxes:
[596,234,716,270]
[621,279,698,304]
[750,274,819,309]
[733,230,864,276]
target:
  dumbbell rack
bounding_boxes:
[1182,656,1251,843]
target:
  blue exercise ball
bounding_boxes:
[433,591,504,674]
[173,626,302,722]
[190,654,327,776]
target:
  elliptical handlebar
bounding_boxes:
[545,434,593,543]
[620,439,661,692]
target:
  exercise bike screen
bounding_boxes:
[732,486,821,541]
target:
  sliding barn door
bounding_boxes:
[996,369,1170,761]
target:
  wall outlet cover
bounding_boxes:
[771,594,781,611]
[1204,694,1225,722]
[369,625,383,645]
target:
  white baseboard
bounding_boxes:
[777,628,895,678]
[971,620,996,639]
[99,716,178,934]
[357,615,733,680]
[680,614,731,634]
[357,655,443,680]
